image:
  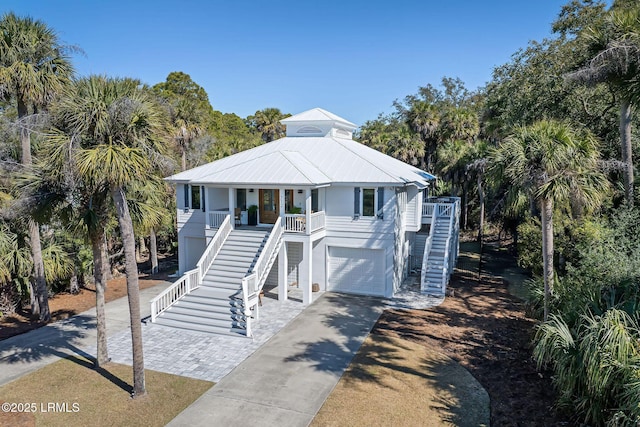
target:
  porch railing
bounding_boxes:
[207,210,229,228]
[310,211,325,232]
[284,214,305,233]
[150,215,231,322]
[241,217,283,337]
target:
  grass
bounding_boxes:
[0,357,213,427]
[311,334,489,427]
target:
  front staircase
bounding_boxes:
[420,200,460,296]
[154,228,271,336]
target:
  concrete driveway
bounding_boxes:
[168,293,384,427]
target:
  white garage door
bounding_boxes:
[328,247,386,296]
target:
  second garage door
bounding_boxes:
[328,247,386,296]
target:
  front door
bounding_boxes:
[259,189,279,224]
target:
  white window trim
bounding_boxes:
[360,187,377,217]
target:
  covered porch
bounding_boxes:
[203,186,326,236]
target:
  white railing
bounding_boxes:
[241,217,283,337]
[197,215,232,281]
[207,210,229,228]
[284,214,306,233]
[422,203,435,218]
[420,207,437,292]
[150,268,199,321]
[437,204,453,217]
[150,215,231,322]
[309,211,325,232]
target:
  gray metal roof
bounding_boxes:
[167,136,435,187]
[166,108,436,188]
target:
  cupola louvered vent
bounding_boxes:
[297,126,323,134]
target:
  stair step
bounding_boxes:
[159,311,241,328]
[227,235,266,244]
[190,286,242,299]
[215,255,254,265]
[175,299,241,312]
[206,268,247,279]
[155,317,247,337]
[168,305,246,321]
[209,263,250,273]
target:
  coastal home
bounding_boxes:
[151,108,460,336]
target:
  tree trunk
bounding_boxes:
[620,99,634,206]
[91,228,109,367]
[149,228,158,274]
[18,97,50,322]
[477,174,485,243]
[111,186,146,398]
[69,272,79,294]
[28,219,50,322]
[540,197,554,322]
[181,148,186,171]
[462,182,468,230]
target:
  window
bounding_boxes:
[362,188,375,217]
[237,189,246,210]
[191,185,201,210]
[311,189,318,212]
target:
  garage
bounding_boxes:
[328,247,386,296]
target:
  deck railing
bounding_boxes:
[241,217,283,337]
[283,211,325,234]
[150,215,231,322]
[309,211,325,232]
[284,214,306,233]
[207,210,229,228]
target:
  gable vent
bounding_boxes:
[297,126,323,134]
[335,129,350,138]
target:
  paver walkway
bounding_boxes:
[0,282,173,386]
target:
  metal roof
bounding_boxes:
[166,109,436,188]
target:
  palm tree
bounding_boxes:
[492,120,607,320]
[54,75,166,397]
[567,3,640,206]
[247,108,289,142]
[0,12,75,321]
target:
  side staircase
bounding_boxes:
[154,229,271,336]
[420,200,460,296]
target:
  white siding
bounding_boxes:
[287,242,302,285]
[207,187,228,211]
[405,186,422,232]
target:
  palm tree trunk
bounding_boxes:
[18,97,50,322]
[540,197,554,322]
[462,182,468,230]
[149,228,158,274]
[181,148,186,171]
[477,174,485,243]
[620,99,634,206]
[91,228,109,366]
[28,219,50,322]
[111,186,146,398]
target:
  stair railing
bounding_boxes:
[241,217,283,337]
[440,211,456,291]
[150,214,231,322]
[420,203,438,292]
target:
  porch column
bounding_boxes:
[228,188,235,229]
[305,188,311,235]
[278,242,288,301]
[301,239,313,304]
[279,188,285,224]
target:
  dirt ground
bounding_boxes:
[373,243,569,426]
[0,271,172,341]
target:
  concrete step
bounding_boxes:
[155,317,247,337]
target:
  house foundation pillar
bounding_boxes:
[278,243,288,301]
[301,239,313,304]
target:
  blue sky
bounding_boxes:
[4,1,580,125]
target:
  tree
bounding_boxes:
[492,120,607,320]
[246,108,290,142]
[567,2,640,205]
[0,12,75,321]
[54,76,166,397]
